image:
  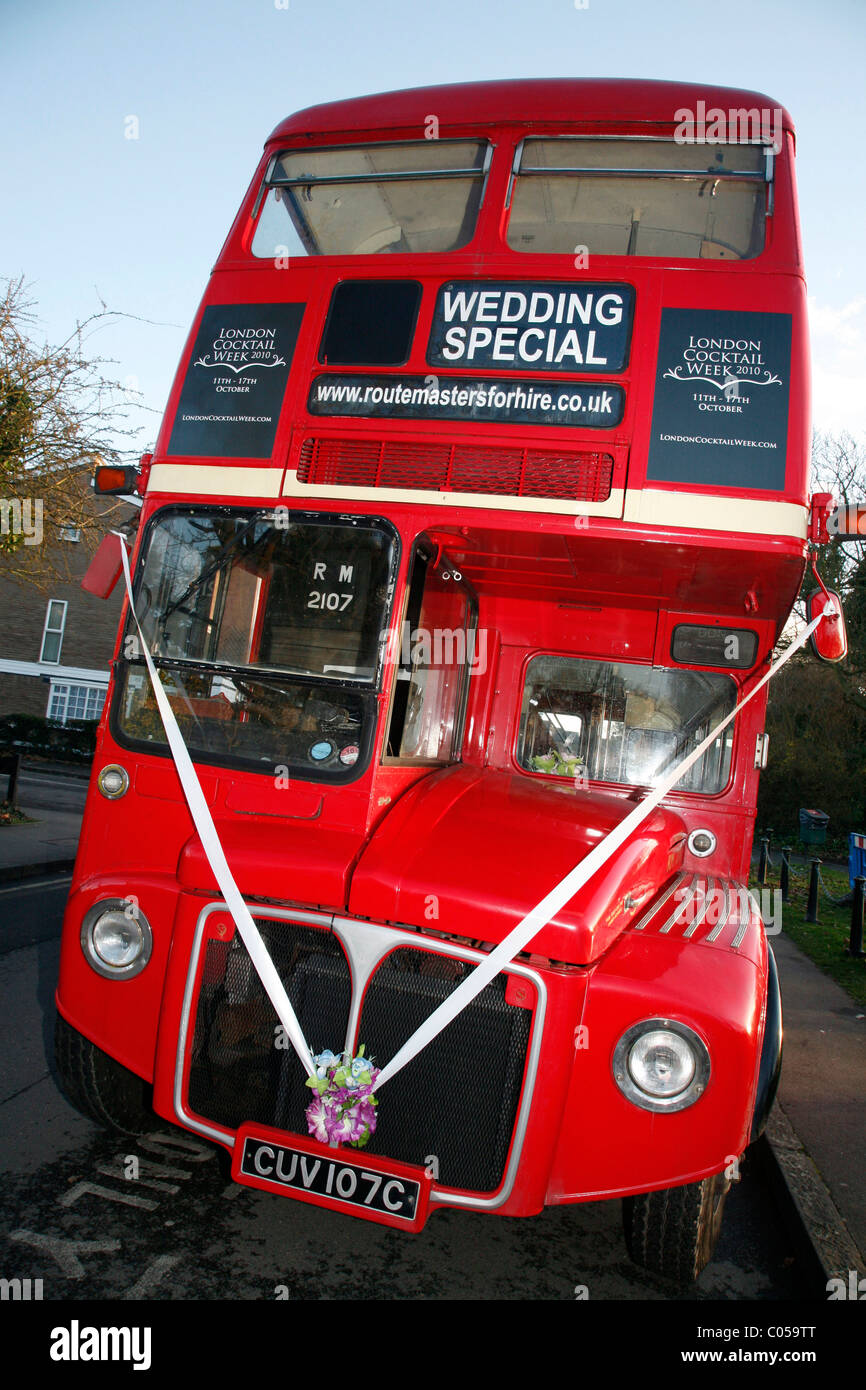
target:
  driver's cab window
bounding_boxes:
[386,543,476,763]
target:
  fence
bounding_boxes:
[754,834,865,959]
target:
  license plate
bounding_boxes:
[232,1124,431,1231]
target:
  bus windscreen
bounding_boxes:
[252,140,489,257]
[507,139,769,260]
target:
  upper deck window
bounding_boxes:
[251,140,490,258]
[507,138,770,260]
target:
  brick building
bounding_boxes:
[0,477,136,723]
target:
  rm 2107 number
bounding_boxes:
[307,590,353,611]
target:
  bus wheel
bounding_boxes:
[54,1013,152,1134]
[622,1172,731,1283]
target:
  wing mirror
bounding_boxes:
[81,533,129,599]
[808,589,847,663]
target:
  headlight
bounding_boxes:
[80,899,152,980]
[613,1019,710,1112]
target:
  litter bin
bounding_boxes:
[849,832,866,888]
[799,808,829,846]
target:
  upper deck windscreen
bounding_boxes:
[507,139,769,260]
[252,140,488,257]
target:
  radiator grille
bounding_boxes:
[297,436,613,502]
[187,923,351,1133]
[186,923,532,1193]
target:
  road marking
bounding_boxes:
[96,1163,180,1195]
[121,1254,181,1300]
[59,1180,159,1211]
[138,1131,215,1163]
[9,1230,121,1278]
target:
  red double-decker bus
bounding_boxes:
[56,78,838,1282]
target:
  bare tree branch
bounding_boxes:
[0,276,156,587]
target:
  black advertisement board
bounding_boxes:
[309,373,624,429]
[168,302,304,458]
[647,308,791,491]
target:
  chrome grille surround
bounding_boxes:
[174,900,547,1213]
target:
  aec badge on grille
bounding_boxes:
[232,1124,431,1231]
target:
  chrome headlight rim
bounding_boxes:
[80,898,152,981]
[687,827,717,858]
[97,763,130,799]
[612,1017,710,1113]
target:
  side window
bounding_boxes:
[386,545,475,763]
[40,600,67,664]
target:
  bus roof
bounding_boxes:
[268,78,794,144]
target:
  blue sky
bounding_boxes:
[2,0,864,454]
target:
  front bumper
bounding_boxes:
[59,873,769,1229]
[143,884,766,1227]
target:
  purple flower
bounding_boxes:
[305,1093,333,1145]
[356,1103,377,1133]
[305,1046,380,1147]
[330,1109,365,1144]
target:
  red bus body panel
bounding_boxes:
[57,78,807,1227]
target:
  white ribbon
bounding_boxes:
[115,535,315,1079]
[116,528,830,1097]
[372,604,831,1089]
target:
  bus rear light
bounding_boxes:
[80,900,153,980]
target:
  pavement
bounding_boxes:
[765,931,865,1283]
[0,761,87,882]
[1,765,863,1290]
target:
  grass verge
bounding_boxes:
[750,862,866,1008]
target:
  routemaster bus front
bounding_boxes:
[56,78,836,1283]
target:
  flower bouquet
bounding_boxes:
[305,1047,380,1148]
[531,750,586,778]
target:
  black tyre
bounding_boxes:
[622,1171,731,1283]
[54,1012,153,1134]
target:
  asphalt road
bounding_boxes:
[0,875,821,1303]
[9,765,89,815]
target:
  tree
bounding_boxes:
[0,276,145,587]
[758,429,866,835]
